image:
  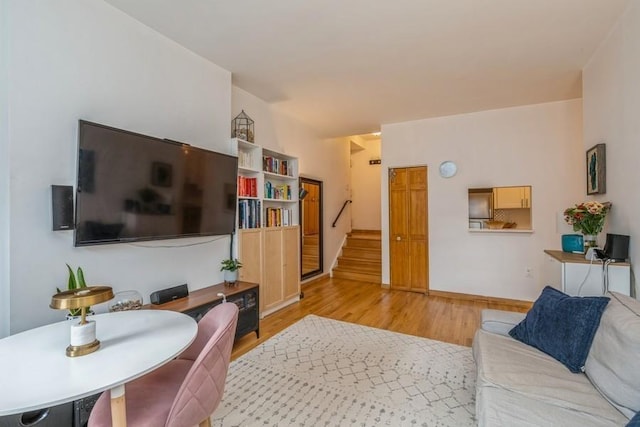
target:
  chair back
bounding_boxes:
[165,302,239,427]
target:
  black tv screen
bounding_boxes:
[74,120,237,246]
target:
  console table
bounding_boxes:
[146,281,260,339]
[543,250,631,296]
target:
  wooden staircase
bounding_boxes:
[332,229,381,283]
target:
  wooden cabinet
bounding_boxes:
[493,186,531,209]
[233,138,301,317]
[239,226,300,317]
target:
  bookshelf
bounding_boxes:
[231,139,299,229]
[231,138,301,317]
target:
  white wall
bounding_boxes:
[0,0,10,338]
[7,0,232,333]
[232,87,351,277]
[350,137,382,231]
[381,100,583,301]
[583,1,640,297]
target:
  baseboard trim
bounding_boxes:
[429,290,532,309]
[301,273,330,286]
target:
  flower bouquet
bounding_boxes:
[564,201,611,237]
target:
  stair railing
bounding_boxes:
[332,200,352,228]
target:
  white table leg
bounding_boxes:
[110,384,127,427]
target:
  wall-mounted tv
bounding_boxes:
[74,120,237,246]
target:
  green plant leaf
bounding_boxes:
[77,267,86,288]
[67,264,77,290]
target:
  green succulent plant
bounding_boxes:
[56,264,90,316]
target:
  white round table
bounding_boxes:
[0,310,197,426]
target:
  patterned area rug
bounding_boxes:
[212,315,476,426]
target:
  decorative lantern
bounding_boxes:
[231,110,255,142]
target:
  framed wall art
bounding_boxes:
[586,143,606,195]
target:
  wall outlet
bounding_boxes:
[525,267,534,278]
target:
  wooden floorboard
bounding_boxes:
[231,277,530,359]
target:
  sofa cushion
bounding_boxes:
[627,412,640,427]
[473,329,628,426]
[585,291,640,419]
[509,286,609,373]
[481,309,526,336]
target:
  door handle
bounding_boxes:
[396,236,401,241]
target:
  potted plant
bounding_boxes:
[57,264,92,318]
[220,258,242,285]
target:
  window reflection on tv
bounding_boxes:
[74,120,238,246]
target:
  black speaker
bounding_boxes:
[604,233,630,262]
[150,284,189,305]
[52,185,74,231]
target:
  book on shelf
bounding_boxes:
[264,181,291,200]
[264,207,293,227]
[237,176,258,197]
[262,156,292,177]
[238,199,261,229]
[238,150,255,169]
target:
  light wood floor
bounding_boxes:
[231,276,530,359]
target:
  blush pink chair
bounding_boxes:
[88,303,239,427]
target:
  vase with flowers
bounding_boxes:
[564,201,611,251]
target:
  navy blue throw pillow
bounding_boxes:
[627,412,640,427]
[509,286,609,373]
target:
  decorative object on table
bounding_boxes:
[563,201,611,252]
[220,258,243,285]
[109,290,143,312]
[231,110,255,142]
[586,143,606,195]
[57,264,93,318]
[561,234,584,253]
[50,285,114,357]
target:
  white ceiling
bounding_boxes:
[104,0,629,137]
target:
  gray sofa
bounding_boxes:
[472,291,639,426]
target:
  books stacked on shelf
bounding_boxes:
[238,150,255,169]
[264,207,293,227]
[264,181,292,200]
[263,156,292,176]
[237,176,258,197]
[238,199,261,229]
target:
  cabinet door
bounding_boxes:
[262,228,284,310]
[282,226,300,300]
[494,187,525,209]
[522,186,531,208]
[238,229,262,284]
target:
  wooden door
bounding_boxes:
[388,166,429,293]
[262,228,284,311]
[282,226,300,300]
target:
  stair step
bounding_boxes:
[350,229,381,236]
[342,247,381,261]
[332,268,381,283]
[335,263,380,274]
[346,237,381,249]
[337,256,381,270]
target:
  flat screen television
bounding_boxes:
[74,120,238,246]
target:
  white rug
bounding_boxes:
[212,315,476,426]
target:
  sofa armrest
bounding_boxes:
[481,309,526,337]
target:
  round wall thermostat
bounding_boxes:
[439,161,457,178]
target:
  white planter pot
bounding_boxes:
[224,270,238,285]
